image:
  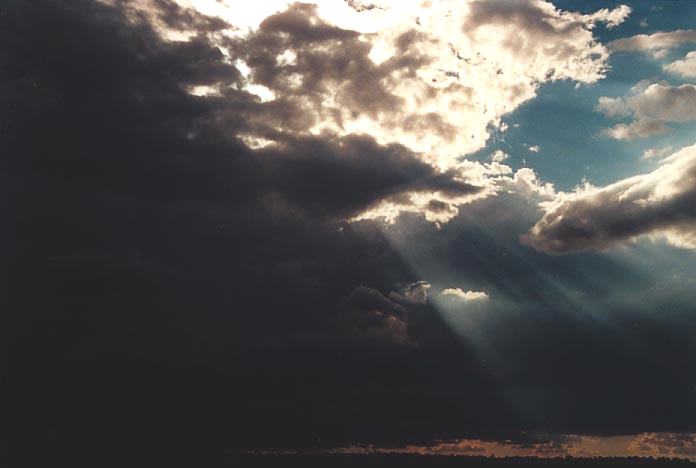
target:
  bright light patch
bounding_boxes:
[187,84,221,96]
[441,288,489,301]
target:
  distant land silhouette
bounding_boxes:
[6,452,696,467]
[222,454,693,468]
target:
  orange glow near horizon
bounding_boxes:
[320,432,696,461]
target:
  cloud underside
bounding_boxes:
[101,0,630,223]
[523,144,696,254]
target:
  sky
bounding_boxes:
[2,0,696,463]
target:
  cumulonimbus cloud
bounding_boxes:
[522,143,696,254]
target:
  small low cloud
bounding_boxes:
[603,118,668,140]
[491,150,509,163]
[664,51,696,78]
[499,168,557,201]
[608,29,696,58]
[441,288,489,301]
[642,145,673,160]
[527,145,540,153]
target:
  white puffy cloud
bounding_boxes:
[491,150,509,163]
[664,51,696,78]
[498,167,557,201]
[441,288,489,301]
[523,143,696,253]
[642,145,673,160]
[608,29,696,58]
[597,83,696,140]
[602,118,669,140]
[527,144,540,153]
[621,84,696,121]
[583,5,632,28]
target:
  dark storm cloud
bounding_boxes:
[343,281,438,344]
[343,286,411,344]
[348,286,407,319]
[255,135,479,219]
[0,0,491,459]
